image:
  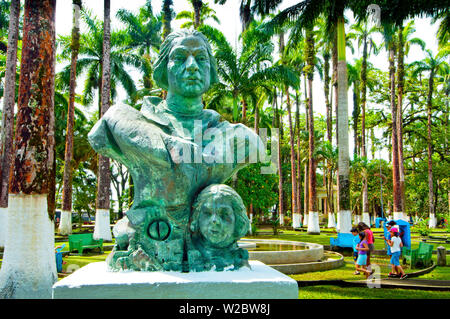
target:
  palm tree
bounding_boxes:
[57,9,142,112]
[396,21,425,220]
[351,19,379,226]
[60,0,82,236]
[94,0,112,242]
[0,0,57,299]
[0,0,20,248]
[411,49,449,228]
[162,0,174,40]
[176,1,220,29]
[116,1,162,91]
[201,24,298,123]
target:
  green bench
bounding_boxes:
[402,242,433,268]
[68,233,103,255]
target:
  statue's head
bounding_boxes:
[154,29,219,97]
[190,184,249,248]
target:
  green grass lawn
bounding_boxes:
[1,227,448,299]
[298,286,450,299]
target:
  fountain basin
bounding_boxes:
[239,239,324,264]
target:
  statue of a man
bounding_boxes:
[88,29,265,272]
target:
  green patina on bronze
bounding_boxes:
[88,29,265,272]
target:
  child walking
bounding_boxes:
[384,229,408,280]
[351,227,361,275]
[355,231,374,278]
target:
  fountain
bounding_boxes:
[239,239,344,275]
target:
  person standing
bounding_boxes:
[384,229,407,279]
[358,222,375,268]
[355,231,373,278]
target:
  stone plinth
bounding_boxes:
[52,261,298,299]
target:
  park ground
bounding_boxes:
[0,226,449,299]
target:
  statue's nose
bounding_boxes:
[185,55,199,72]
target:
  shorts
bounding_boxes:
[353,251,358,262]
[356,254,367,266]
[390,251,401,266]
[368,243,375,253]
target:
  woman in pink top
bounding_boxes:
[358,222,374,267]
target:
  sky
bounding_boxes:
[54,0,442,159]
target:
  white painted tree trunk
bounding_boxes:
[362,212,371,226]
[337,210,352,233]
[58,210,72,235]
[0,207,7,247]
[0,194,56,298]
[93,208,112,241]
[393,211,403,221]
[354,215,361,225]
[429,213,436,228]
[279,213,284,226]
[307,212,320,234]
[328,212,336,228]
[292,213,301,228]
[303,213,309,226]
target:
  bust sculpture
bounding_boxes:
[88,29,265,272]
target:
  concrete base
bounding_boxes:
[52,261,298,299]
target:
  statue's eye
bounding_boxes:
[196,55,207,62]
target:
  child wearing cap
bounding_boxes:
[355,231,374,278]
[384,229,407,280]
[351,227,361,275]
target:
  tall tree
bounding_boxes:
[94,0,112,242]
[162,0,174,40]
[411,49,449,228]
[176,0,220,30]
[351,19,379,225]
[0,0,20,248]
[59,0,82,236]
[304,27,320,234]
[0,0,57,298]
[396,21,426,221]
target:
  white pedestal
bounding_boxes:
[52,261,298,299]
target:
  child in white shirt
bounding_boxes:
[384,229,407,279]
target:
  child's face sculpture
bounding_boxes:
[167,35,211,98]
[198,196,235,248]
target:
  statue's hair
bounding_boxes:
[153,29,219,90]
[190,184,249,240]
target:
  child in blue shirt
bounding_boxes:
[351,227,361,275]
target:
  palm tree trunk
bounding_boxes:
[303,73,309,227]
[361,33,370,226]
[396,25,406,221]
[285,86,298,227]
[389,41,402,221]
[0,0,57,299]
[162,0,173,40]
[0,0,20,248]
[275,94,284,225]
[427,71,436,228]
[60,0,82,236]
[94,0,112,242]
[336,15,351,233]
[305,28,319,235]
[192,0,203,29]
[295,91,302,228]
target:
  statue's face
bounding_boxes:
[167,35,211,97]
[198,198,235,247]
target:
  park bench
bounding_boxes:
[403,242,434,268]
[330,233,355,249]
[402,246,418,269]
[416,242,434,267]
[68,233,103,255]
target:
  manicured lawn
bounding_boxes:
[298,285,450,299]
